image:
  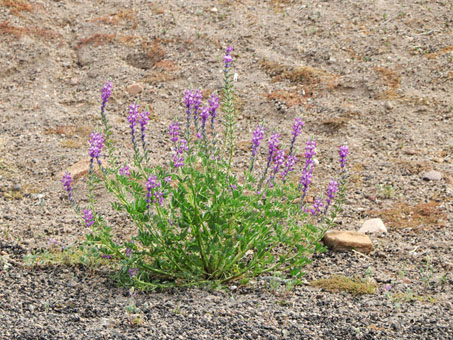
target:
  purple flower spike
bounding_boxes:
[128,102,139,147]
[268,133,280,163]
[304,140,316,166]
[83,209,94,227]
[310,198,324,216]
[119,165,130,176]
[128,268,139,278]
[208,93,219,119]
[101,81,113,120]
[292,117,305,138]
[281,154,297,182]
[145,175,162,209]
[251,125,265,157]
[101,81,113,105]
[272,149,285,175]
[169,121,180,143]
[339,144,349,169]
[138,110,150,152]
[290,117,305,153]
[324,179,339,213]
[62,171,73,195]
[173,138,188,168]
[224,46,233,69]
[88,132,104,167]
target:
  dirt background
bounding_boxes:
[0,0,452,339]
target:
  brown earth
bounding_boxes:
[0,1,452,339]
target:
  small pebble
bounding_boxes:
[422,170,442,181]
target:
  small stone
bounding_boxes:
[359,218,387,233]
[126,83,144,95]
[445,175,453,185]
[322,230,373,254]
[210,7,218,13]
[384,101,393,110]
[422,170,442,181]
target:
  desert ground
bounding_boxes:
[0,0,452,339]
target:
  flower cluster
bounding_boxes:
[101,81,112,120]
[83,209,94,227]
[339,144,349,169]
[62,171,72,196]
[128,102,139,147]
[224,46,233,69]
[299,140,316,200]
[173,138,188,168]
[119,165,130,176]
[138,109,150,151]
[280,154,297,182]
[88,132,104,166]
[169,121,180,143]
[208,92,219,128]
[145,175,163,208]
[183,89,203,133]
[290,117,304,153]
[252,125,265,158]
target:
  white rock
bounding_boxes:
[359,218,387,233]
[422,170,442,181]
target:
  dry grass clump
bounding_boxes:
[425,46,453,59]
[267,88,312,108]
[0,21,60,40]
[370,201,447,232]
[311,275,377,295]
[90,9,137,28]
[76,33,140,49]
[0,0,34,15]
[374,66,401,99]
[260,60,338,90]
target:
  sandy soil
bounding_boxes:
[0,0,452,339]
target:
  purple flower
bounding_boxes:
[164,176,172,183]
[88,132,104,166]
[292,117,305,138]
[192,89,202,131]
[280,154,297,182]
[268,133,280,163]
[101,81,113,121]
[310,198,324,216]
[173,138,188,168]
[101,254,112,259]
[304,140,316,167]
[290,117,304,153]
[145,175,163,208]
[208,93,219,119]
[169,121,180,143]
[83,209,94,227]
[101,81,112,106]
[138,110,150,152]
[128,268,139,278]
[128,102,139,147]
[119,165,130,176]
[324,179,339,213]
[224,46,233,69]
[125,248,132,258]
[62,171,72,194]
[272,149,285,174]
[251,125,265,157]
[200,106,209,138]
[339,144,349,169]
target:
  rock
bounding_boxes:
[384,101,393,110]
[359,218,387,233]
[422,170,442,181]
[126,83,144,95]
[322,230,373,254]
[58,159,99,182]
[445,175,453,185]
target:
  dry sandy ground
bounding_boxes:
[0,1,452,339]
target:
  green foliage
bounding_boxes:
[66,49,348,290]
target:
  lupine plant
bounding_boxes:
[62,47,349,289]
